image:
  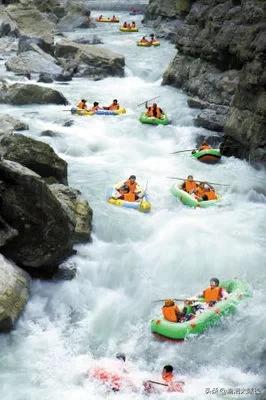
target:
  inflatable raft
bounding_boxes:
[151,279,251,340]
[120,26,139,32]
[106,187,151,213]
[139,112,169,126]
[71,107,126,116]
[151,41,160,46]
[170,184,221,208]
[192,148,221,164]
[137,41,152,47]
[96,17,119,23]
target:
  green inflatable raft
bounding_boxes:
[192,148,221,164]
[139,112,169,126]
[170,184,221,208]
[151,279,251,340]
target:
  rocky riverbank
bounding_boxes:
[0,0,126,332]
[144,0,266,163]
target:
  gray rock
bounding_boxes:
[57,14,95,32]
[74,35,103,45]
[0,254,30,332]
[187,97,210,109]
[50,183,92,243]
[55,39,125,79]
[18,35,54,56]
[195,108,228,132]
[0,10,18,37]
[63,120,74,127]
[0,159,75,269]
[40,129,60,137]
[53,260,77,281]
[0,133,68,184]
[5,50,62,75]
[38,72,54,83]
[0,81,68,105]
[0,114,29,133]
[0,215,18,248]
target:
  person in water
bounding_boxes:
[104,99,120,111]
[143,365,184,394]
[77,99,88,109]
[182,175,198,194]
[161,299,181,323]
[145,102,164,119]
[115,175,142,199]
[199,278,228,306]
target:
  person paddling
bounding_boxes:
[199,141,212,151]
[199,278,228,306]
[145,102,164,119]
[181,175,198,194]
[77,99,88,110]
[194,182,217,201]
[115,175,143,199]
[143,365,184,394]
[104,99,120,111]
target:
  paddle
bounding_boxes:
[167,177,230,187]
[152,298,198,303]
[137,96,160,107]
[170,149,195,154]
[147,379,185,386]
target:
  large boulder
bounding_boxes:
[0,10,18,37]
[0,159,75,269]
[5,50,63,75]
[0,114,28,134]
[50,184,93,242]
[55,39,125,79]
[18,35,54,56]
[0,81,68,105]
[0,134,68,184]
[0,253,30,332]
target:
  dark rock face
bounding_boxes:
[0,81,68,105]
[0,159,74,269]
[147,0,266,162]
[0,134,68,184]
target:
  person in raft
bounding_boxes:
[111,15,117,21]
[192,141,212,154]
[182,175,198,194]
[143,365,184,394]
[103,99,120,111]
[145,102,164,119]
[77,99,88,109]
[115,175,143,200]
[194,182,218,201]
[139,36,150,44]
[130,21,136,28]
[188,278,228,308]
[98,15,103,20]
[150,33,157,44]
[88,101,102,112]
[123,21,128,28]
[161,299,182,323]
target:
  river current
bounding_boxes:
[0,11,265,400]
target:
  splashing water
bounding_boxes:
[0,11,265,400]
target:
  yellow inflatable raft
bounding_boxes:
[96,17,119,23]
[120,26,138,32]
[106,188,151,213]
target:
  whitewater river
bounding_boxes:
[0,11,265,400]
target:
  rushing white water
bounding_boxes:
[0,11,266,400]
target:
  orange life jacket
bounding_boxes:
[195,186,205,198]
[147,106,162,118]
[162,305,180,323]
[77,101,86,109]
[184,180,197,193]
[204,190,217,200]
[109,103,120,110]
[124,180,137,193]
[123,192,136,202]
[199,144,211,150]
[203,286,222,303]
[163,372,174,382]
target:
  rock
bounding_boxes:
[0,114,29,133]
[53,260,77,281]
[63,120,74,127]
[195,108,228,132]
[0,253,30,332]
[57,14,95,32]
[145,0,191,19]
[74,35,103,45]
[0,215,18,248]
[4,3,56,45]
[54,71,72,82]
[40,129,60,137]
[0,10,18,37]
[5,50,63,75]
[0,133,67,184]
[18,35,54,56]
[0,37,18,55]
[187,97,210,109]
[38,72,54,83]
[55,39,125,79]
[0,159,75,270]
[50,184,92,243]
[0,81,68,105]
